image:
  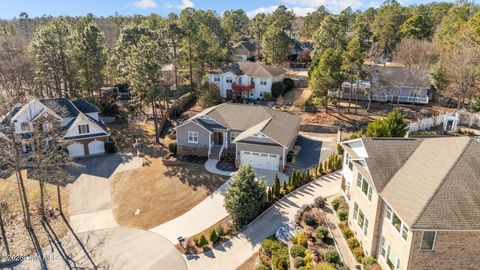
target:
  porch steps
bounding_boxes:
[209,145,221,160]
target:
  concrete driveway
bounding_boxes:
[185,171,342,270]
[293,132,338,170]
[68,153,140,178]
[19,154,186,270]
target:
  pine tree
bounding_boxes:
[273,174,281,199]
[288,175,293,188]
[306,169,311,182]
[267,188,273,204]
[282,180,288,194]
[209,229,218,244]
[318,162,324,175]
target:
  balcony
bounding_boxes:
[231,82,255,98]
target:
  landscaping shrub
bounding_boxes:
[168,143,177,155]
[273,257,288,270]
[337,209,348,221]
[348,238,360,249]
[195,235,208,247]
[331,197,342,211]
[294,257,306,268]
[104,141,117,154]
[290,244,306,258]
[215,225,225,237]
[315,226,329,240]
[293,232,308,247]
[209,229,218,244]
[272,82,286,98]
[261,237,289,259]
[255,265,269,270]
[315,262,336,270]
[362,256,377,267]
[336,144,344,155]
[304,214,317,226]
[314,196,326,208]
[263,92,273,101]
[352,246,365,262]
[342,228,354,239]
[169,104,182,119]
[304,249,314,269]
[283,78,294,92]
[324,249,340,264]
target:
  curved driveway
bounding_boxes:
[18,154,187,270]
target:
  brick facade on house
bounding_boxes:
[408,231,480,270]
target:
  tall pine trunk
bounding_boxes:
[0,205,10,256]
[57,185,63,214]
[152,101,159,144]
[39,180,46,220]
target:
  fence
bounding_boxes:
[408,110,480,133]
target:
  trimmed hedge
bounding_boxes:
[290,244,306,258]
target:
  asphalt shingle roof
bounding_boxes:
[72,100,100,114]
[212,62,286,78]
[40,98,79,118]
[356,137,480,230]
[202,103,300,148]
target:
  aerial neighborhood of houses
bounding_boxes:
[1,2,480,270]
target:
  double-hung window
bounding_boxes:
[363,218,369,236]
[357,174,363,188]
[188,131,198,144]
[21,122,30,132]
[260,80,267,86]
[213,75,220,82]
[420,231,436,251]
[357,173,373,202]
[353,203,359,220]
[226,77,233,83]
[78,124,90,134]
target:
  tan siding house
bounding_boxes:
[340,137,480,270]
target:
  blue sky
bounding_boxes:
[0,0,453,19]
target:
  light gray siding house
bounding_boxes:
[176,103,300,171]
[340,65,435,104]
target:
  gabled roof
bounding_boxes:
[72,100,100,114]
[361,138,422,192]
[190,103,300,148]
[235,41,256,52]
[0,106,21,126]
[351,136,480,230]
[366,65,431,89]
[40,98,79,118]
[211,62,285,78]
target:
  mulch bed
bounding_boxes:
[177,155,208,165]
[216,159,236,172]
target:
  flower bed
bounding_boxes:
[177,216,237,254]
[289,196,342,270]
[258,236,290,270]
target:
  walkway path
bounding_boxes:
[204,159,234,176]
[151,165,289,243]
[185,171,342,270]
[325,198,359,269]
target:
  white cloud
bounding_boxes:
[133,0,157,9]
[281,0,362,12]
[246,5,279,18]
[291,6,317,16]
[178,0,194,9]
[163,0,194,10]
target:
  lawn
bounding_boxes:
[110,158,227,230]
[0,170,69,256]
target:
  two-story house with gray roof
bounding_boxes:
[175,103,300,171]
[340,137,480,270]
[208,62,285,100]
[1,98,109,158]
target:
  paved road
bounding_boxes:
[185,171,342,270]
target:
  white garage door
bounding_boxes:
[68,143,85,158]
[88,140,105,155]
[240,151,280,171]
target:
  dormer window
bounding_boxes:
[21,122,30,132]
[78,124,90,134]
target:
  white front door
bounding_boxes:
[88,140,105,155]
[240,151,280,171]
[68,143,85,158]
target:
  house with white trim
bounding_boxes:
[208,62,285,100]
[175,103,300,171]
[339,137,480,270]
[1,98,110,158]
